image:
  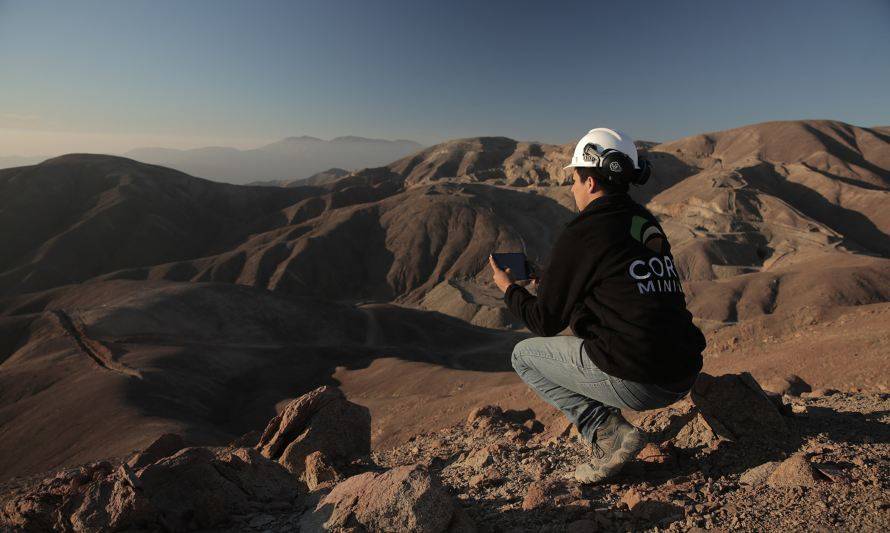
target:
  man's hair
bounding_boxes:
[576,167,630,194]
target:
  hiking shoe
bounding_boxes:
[573,412,646,484]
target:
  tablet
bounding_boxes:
[491,252,530,281]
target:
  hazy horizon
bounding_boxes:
[2,0,889,157]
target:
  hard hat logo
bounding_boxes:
[582,143,599,162]
[609,161,623,173]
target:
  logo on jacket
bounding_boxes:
[630,215,665,254]
[628,215,682,295]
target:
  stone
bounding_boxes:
[466,404,503,425]
[521,479,575,511]
[137,446,302,530]
[0,446,302,532]
[739,461,780,485]
[690,372,792,445]
[299,464,473,532]
[462,448,493,469]
[256,385,371,476]
[619,487,683,522]
[767,454,821,488]
[303,451,340,490]
[127,433,185,470]
[619,488,643,509]
[637,442,677,467]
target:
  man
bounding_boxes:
[489,127,706,484]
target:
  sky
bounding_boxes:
[1,0,889,156]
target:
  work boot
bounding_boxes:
[573,411,646,484]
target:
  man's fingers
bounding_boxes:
[488,255,501,272]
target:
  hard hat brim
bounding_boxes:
[562,162,596,170]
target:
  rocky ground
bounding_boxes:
[375,376,889,532]
[1,374,887,532]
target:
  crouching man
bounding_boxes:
[489,128,705,483]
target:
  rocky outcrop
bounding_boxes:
[0,447,302,532]
[636,372,795,453]
[0,386,374,532]
[256,385,371,480]
[300,464,474,532]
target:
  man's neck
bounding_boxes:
[578,190,607,212]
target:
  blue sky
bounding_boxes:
[1,0,888,155]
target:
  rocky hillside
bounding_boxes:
[1,119,888,519]
[2,374,886,532]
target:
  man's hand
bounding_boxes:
[488,255,515,294]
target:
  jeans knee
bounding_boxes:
[511,338,536,372]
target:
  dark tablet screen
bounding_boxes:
[491,252,529,280]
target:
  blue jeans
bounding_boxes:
[511,336,695,444]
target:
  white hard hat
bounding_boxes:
[564,127,640,169]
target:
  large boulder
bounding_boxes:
[0,461,152,532]
[691,372,793,446]
[137,446,302,530]
[256,385,371,477]
[634,372,796,456]
[299,464,474,532]
[0,447,303,532]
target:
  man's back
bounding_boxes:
[506,192,705,384]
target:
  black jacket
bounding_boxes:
[504,192,705,384]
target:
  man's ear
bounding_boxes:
[586,174,599,193]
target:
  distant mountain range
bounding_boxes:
[123,136,423,184]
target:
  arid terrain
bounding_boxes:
[0,119,887,531]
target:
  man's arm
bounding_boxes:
[502,228,597,337]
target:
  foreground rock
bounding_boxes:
[0,446,301,532]
[256,385,371,481]
[0,386,374,532]
[300,464,474,532]
[636,371,795,455]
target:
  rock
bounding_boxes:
[466,404,503,425]
[468,467,500,489]
[619,488,643,509]
[764,374,812,397]
[619,487,683,522]
[300,464,473,532]
[462,448,493,469]
[673,412,729,450]
[521,479,576,511]
[637,442,677,467]
[767,454,821,488]
[256,385,371,476]
[690,372,792,445]
[137,446,303,530]
[127,433,185,470]
[0,446,302,532]
[303,451,340,490]
[739,461,780,485]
